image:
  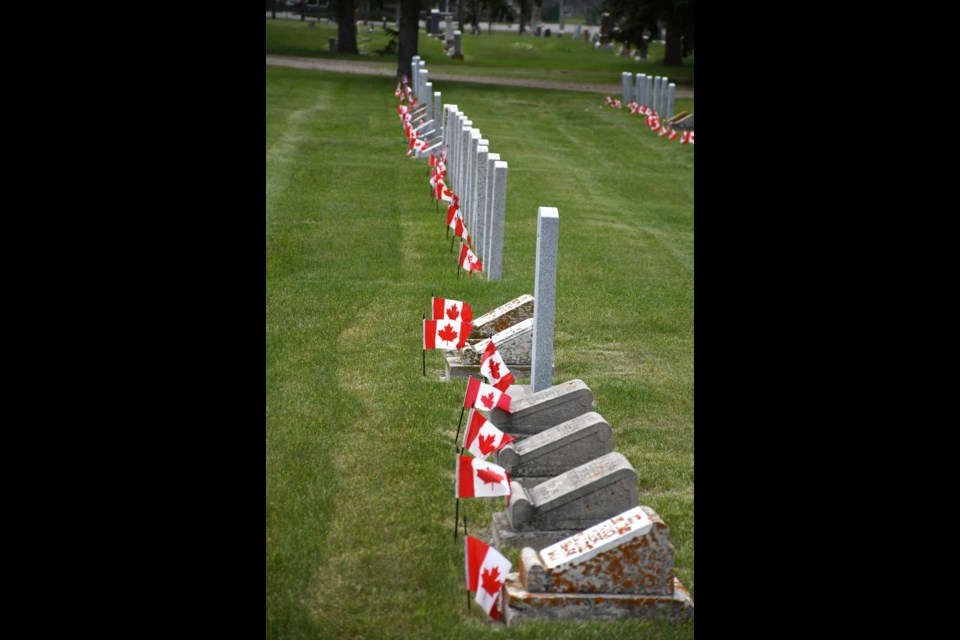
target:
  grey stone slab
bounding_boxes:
[503,575,694,624]
[531,207,558,392]
[483,153,501,263]
[488,378,593,436]
[433,92,442,140]
[504,452,638,532]
[491,511,580,550]
[468,317,533,365]
[621,71,633,105]
[487,161,508,280]
[454,30,462,56]
[495,412,612,478]
[645,76,653,111]
[458,121,472,197]
[659,77,669,120]
[423,81,432,120]
[470,294,533,340]
[418,60,426,97]
[466,129,481,231]
[652,76,661,115]
[474,145,489,258]
[443,357,531,381]
[667,83,675,121]
[636,73,646,107]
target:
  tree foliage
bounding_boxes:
[601,0,694,66]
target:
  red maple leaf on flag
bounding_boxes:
[480,392,496,409]
[446,304,460,321]
[476,466,504,487]
[480,566,503,597]
[437,324,459,343]
[477,433,497,455]
[488,360,501,380]
[466,253,474,264]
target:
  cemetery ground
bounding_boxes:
[266,67,693,638]
[265,18,694,87]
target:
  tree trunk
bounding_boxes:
[397,0,419,80]
[663,25,683,66]
[336,0,359,54]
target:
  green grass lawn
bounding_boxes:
[267,66,693,639]
[265,18,694,86]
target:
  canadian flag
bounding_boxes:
[659,123,671,137]
[629,102,641,115]
[480,341,515,392]
[459,242,482,273]
[423,319,472,350]
[668,127,678,141]
[446,198,460,226]
[433,297,473,324]
[456,455,511,499]
[440,185,455,203]
[604,96,613,106]
[395,82,402,97]
[463,376,511,412]
[407,138,428,156]
[681,130,694,144]
[397,104,409,118]
[649,115,661,132]
[429,153,438,167]
[463,409,515,460]
[464,535,512,620]
[613,99,622,109]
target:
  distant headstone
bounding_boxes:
[492,452,639,549]
[574,24,581,39]
[430,9,440,34]
[502,506,694,624]
[621,71,633,105]
[652,76,661,115]
[496,411,614,485]
[486,160,508,280]
[600,12,612,36]
[636,73,646,107]
[329,37,337,53]
[453,30,463,58]
[531,207,558,392]
[488,378,593,438]
[667,83,676,121]
[582,29,590,43]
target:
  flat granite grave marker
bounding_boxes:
[492,451,639,549]
[471,294,534,339]
[502,505,694,623]
[488,378,593,437]
[446,318,534,379]
[439,295,533,380]
[495,411,613,486]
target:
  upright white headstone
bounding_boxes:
[433,92,442,138]
[531,207,559,392]
[474,144,490,258]
[487,161,509,282]
[621,72,633,105]
[667,83,676,121]
[484,153,501,266]
[636,73,646,108]
[652,76,661,115]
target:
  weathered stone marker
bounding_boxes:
[329,37,337,53]
[418,60,426,97]
[659,77,669,120]
[433,92,442,139]
[531,207,558,392]
[621,71,633,105]
[488,378,593,437]
[453,30,463,58]
[492,451,639,549]
[411,55,420,90]
[635,73,646,107]
[466,129,482,230]
[487,161,509,281]
[502,506,694,623]
[645,75,653,112]
[495,411,613,486]
[667,83,675,121]
[423,81,433,120]
[652,76,661,115]
[448,318,534,379]
[483,153,501,266]
[471,294,534,339]
[474,144,490,256]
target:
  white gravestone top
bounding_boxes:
[540,506,653,571]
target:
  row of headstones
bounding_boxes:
[479,377,694,624]
[621,71,676,122]
[410,55,510,283]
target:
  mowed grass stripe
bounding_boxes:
[267,66,693,638]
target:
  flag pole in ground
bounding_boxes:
[422,314,426,377]
[454,405,466,449]
[464,512,470,611]
[453,497,460,540]
[450,233,455,252]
